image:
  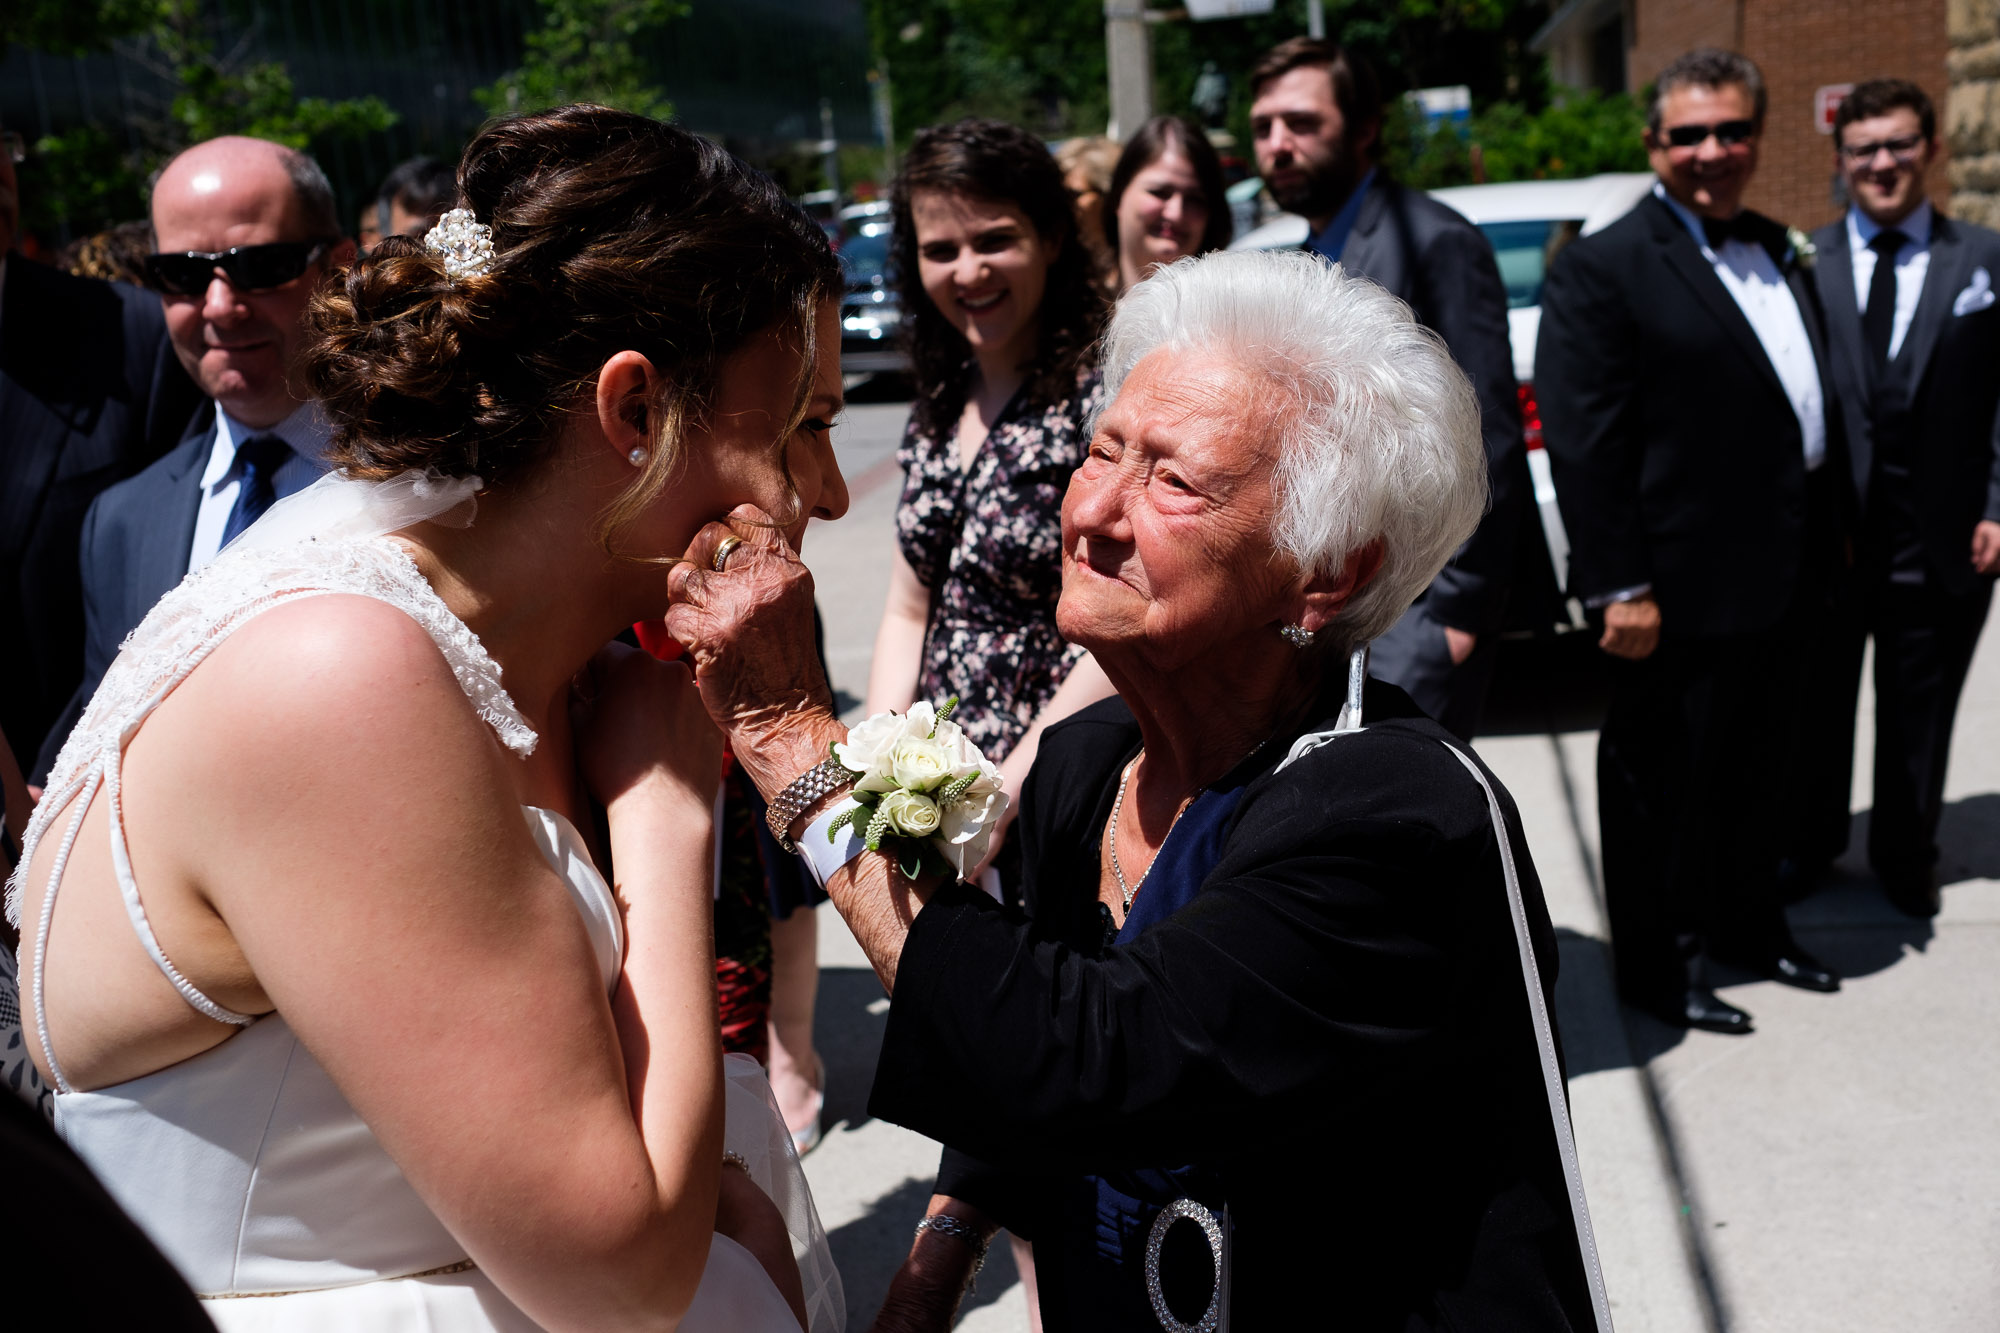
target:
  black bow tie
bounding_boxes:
[1701,212,1760,250]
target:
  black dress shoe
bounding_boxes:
[1712,941,1843,993]
[1882,870,1942,919]
[1768,949,1841,993]
[1679,987,1754,1035]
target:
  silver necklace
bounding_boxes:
[1108,754,1195,915]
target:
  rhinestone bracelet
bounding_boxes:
[913,1212,989,1280]
[765,756,857,854]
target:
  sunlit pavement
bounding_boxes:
[800,396,2000,1331]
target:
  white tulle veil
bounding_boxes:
[228,466,485,554]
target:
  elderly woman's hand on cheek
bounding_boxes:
[664,505,847,804]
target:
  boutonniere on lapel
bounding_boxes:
[1784,226,1817,271]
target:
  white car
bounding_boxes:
[1231,173,1654,615]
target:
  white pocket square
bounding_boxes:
[1954,266,1994,316]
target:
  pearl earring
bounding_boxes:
[628,447,648,467]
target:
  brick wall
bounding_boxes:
[1628,0,1950,230]
[1949,0,2000,226]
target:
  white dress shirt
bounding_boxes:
[189,402,333,572]
[1654,183,1828,473]
[1847,200,1933,362]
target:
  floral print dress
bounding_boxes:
[895,367,1105,763]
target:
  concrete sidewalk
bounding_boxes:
[799,399,2000,1331]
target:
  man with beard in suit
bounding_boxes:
[0,120,200,781]
[33,136,351,779]
[1796,80,2000,918]
[1248,36,1530,741]
[1536,48,1846,1034]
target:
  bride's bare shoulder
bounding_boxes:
[155,593,497,782]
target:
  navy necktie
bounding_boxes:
[1863,229,1908,370]
[219,435,292,548]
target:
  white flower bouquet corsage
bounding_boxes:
[826,698,1008,881]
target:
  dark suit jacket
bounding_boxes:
[1536,192,1845,637]
[1336,176,1531,636]
[873,680,1593,1330]
[1813,211,2000,598]
[34,403,327,780]
[0,258,198,773]
[33,404,212,780]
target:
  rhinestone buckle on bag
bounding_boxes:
[1144,1196,1228,1333]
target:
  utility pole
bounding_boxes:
[818,97,841,201]
[1104,2,1154,141]
[869,68,896,176]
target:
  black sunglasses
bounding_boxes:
[144,240,335,297]
[1661,119,1757,149]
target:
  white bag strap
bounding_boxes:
[1443,741,1615,1333]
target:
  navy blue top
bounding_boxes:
[1078,782,1249,1316]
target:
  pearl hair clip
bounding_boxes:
[425,208,495,281]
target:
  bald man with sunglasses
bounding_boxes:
[1536,48,1851,1036]
[32,137,353,780]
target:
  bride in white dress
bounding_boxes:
[4,107,846,1331]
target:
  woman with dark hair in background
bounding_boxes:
[1103,116,1231,295]
[865,118,1116,1326]
[865,118,1116,892]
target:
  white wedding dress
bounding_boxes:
[3,473,843,1332]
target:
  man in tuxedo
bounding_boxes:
[1800,80,2000,918]
[32,136,352,779]
[1248,37,1529,740]
[0,118,200,779]
[1536,48,1845,1034]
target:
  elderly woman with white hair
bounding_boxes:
[666,251,1607,1331]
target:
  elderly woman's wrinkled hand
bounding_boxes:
[664,505,844,801]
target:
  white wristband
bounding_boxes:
[796,798,868,888]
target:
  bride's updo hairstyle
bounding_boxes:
[305,104,842,549]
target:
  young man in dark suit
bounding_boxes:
[1800,80,2000,918]
[0,120,201,779]
[32,136,351,780]
[1536,49,1846,1034]
[1248,37,1530,741]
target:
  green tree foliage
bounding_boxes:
[475,0,687,121]
[10,0,396,240]
[865,0,1108,139]
[1384,88,1647,188]
[152,1,395,150]
[864,0,1551,149]
[0,0,157,58]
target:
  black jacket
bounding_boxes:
[1335,176,1532,636]
[0,259,198,773]
[870,680,1592,1330]
[1536,192,1846,636]
[1812,210,2000,597]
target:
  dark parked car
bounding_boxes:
[838,222,909,380]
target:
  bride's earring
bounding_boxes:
[627,447,648,467]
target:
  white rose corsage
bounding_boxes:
[823,697,1008,881]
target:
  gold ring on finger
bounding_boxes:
[712,535,745,572]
